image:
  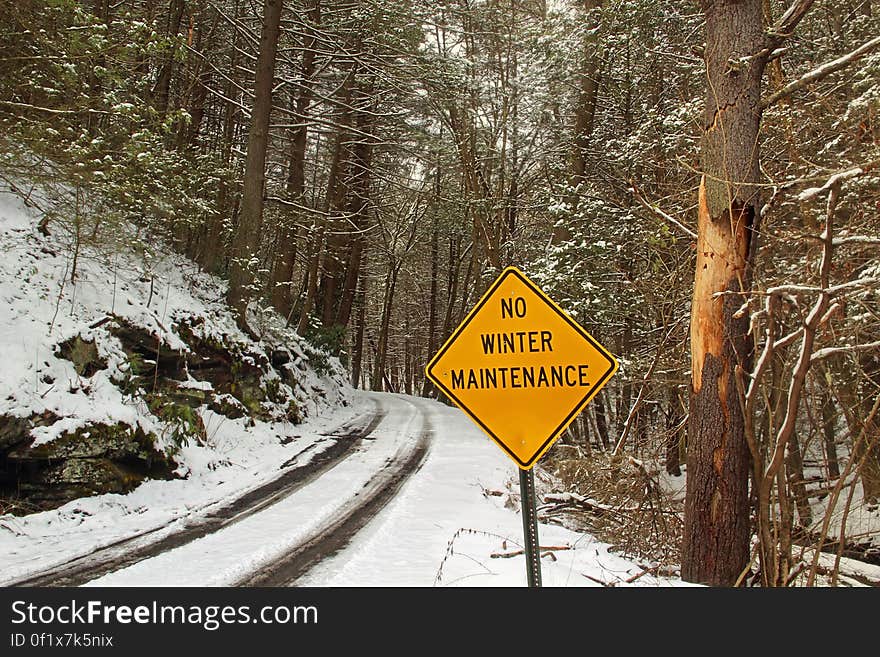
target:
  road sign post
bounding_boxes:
[425,266,618,587]
[519,467,542,587]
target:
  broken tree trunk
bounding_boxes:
[682,0,765,586]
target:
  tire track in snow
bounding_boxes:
[235,394,432,586]
[7,402,385,587]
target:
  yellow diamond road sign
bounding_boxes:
[425,266,618,469]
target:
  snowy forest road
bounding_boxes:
[4,396,421,587]
[235,395,433,585]
[2,392,696,588]
[69,393,431,586]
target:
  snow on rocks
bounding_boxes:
[0,177,358,578]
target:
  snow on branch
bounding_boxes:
[811,341,880,363]
[762,35,880,109]
[797,166,870,201]
[833,236,880,247]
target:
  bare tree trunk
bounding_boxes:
[555,0,603,244]
[227,0,284,330]
[297,71,355,335]
[311,68,356,330]
[271,0,321,316]
[421,164,441,398]
[856,352,880,501]
[404,311,413,395]
[682,0,765,586]
[199,0,242,274]
[332,80,375,330]
[786,432,813,528]
[153,0,186,119]
[178,2,217,149]
[665,387,684,476]
[441,235,461,338]
[351,253,367,388]
[820,386,841,480]
[594,391,611,450]
[372,263,399,391]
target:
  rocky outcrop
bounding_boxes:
[111,316,300,425]
[0,314,305,514]
[0,417,175,512]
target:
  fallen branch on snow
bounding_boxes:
[490,545,572,559]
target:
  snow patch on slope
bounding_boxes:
[0,178,358,580]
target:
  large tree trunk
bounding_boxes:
[682,0,765,586]
[298,67,354,335]
[329,79,375,330]
[270,0,321,317]
[226,0,284,330]
[152,0,187,119]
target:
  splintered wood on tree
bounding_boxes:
[683,0,766,587]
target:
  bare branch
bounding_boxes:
[763,35,880,109]
[833,236,880,247]
[0,100,104,115]
[797,166,867,200]
[811,340,880,362]
[762,181,838,491]
[767,0,816,47]
[629,180,697,240]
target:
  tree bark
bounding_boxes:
[594,390,611,450]
[304,67,355,333]
[297,68,355,336]
[555,0,603,245]
[372,263,399,391]
[820,387,841,481]
[153,0,187,119]
[665,387,684,476]
[421,168,440,398]
[786,432,813,528]
[856,351,880,502]
[682,0,765,586]
[199,0,242,274]
[331,79,375,330]
[270,0,321,317]
[227,0,284,330]
[351,253,368,388]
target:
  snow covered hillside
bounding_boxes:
[0,179,361,562]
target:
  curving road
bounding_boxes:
[6,393,432,587]
[235,394,433,586]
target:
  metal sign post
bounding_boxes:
[519,467,542,587]
[424,266,618,587]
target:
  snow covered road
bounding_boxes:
[80,393,429,586]
[5,403,387,586]
[3,391,688,587]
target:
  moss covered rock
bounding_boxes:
[56,335,106,377]
[0,421,175,514]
